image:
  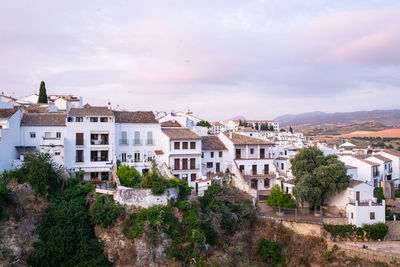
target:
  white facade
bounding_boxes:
[0,108,22,172]
[115,121,161,175]
[339,155,380,186]
[64,106,115,182]
[346,200,385,227]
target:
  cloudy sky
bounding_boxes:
[1,1,400,120]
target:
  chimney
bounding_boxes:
[107,101,111,110]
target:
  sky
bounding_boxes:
[1,0,400,121]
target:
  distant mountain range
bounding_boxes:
[275,109,400,129]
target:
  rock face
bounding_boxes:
[95,215,171,267]
[114,187,178,208]
[0,183,49,267]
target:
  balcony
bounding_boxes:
[119,139,129,145]
[40,137,63,146]
[172,164,200,171]
[91,139,109,145]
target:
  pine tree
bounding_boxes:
[38,81,48,103]
[289,126,293,134]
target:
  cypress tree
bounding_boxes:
[38,81,48,103]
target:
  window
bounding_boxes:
[190,142,196,149]
[219,151,223,158]
[100,117,108,122]
[30,132,36,138]
[91,172,99,179]
[250,148,254,154]
[281,163,284,170]
[147,131,153,145]
[211,152,214,158]
[134,131,140,145]
[182,159,188,170]
[134,152,140,162]
[120,131,128,145]
[174,158,180,170]
[101,172,109,180]
[191,173,196,182]
[174,142,180,150]
[45,132,51,138]
[264,179,270,188]
[370,212,375,220]
[201,152,204,158]
[75,150,84,162]
[90,117,98,122]
[182,142,188,149]
[54,151,61,156]
[56,132,61,138]
[122,153,127,162]
[351,212,353,219]
[76,133,84,145]
[207,162,213,168]
[190,158,196,169]
[76,117,83,122]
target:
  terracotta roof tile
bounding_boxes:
[162,128,201,140]
[223,132,274,145]
[201,136,227,151]
[114,111,158,123]
[21,113,66,126]
[0,107,19,119]
[161,120,182,127]
[69,104,114,116]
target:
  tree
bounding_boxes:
[257,238,282,266]
[90,195,124,228]
[14,153,61,195]
[196,120,211,127]
[117,165,141,187]
[267,185,296,208]
[373,187,384,203]
[0,175,10,219]
[289,126,293,134]
[291,147,350,209]
[38,81,48,103]
[254,123,259,130]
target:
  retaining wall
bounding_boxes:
[114,187,178,208]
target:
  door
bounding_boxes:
[182,158,188,170]
[216,163,220,173]
[356,191,360,202]
[235,149,241,159]
[260,148,265,159]
[252,165,257,175]
[264,164,269,175]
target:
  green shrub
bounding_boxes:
[395,190,400,198]
[267,185,296,208]
[117,165,141,187]
[323,250,333,261]
[28,180,111,267]
[151,177,169,195]
[374,187,385,203]
[324,223,389,241]
[362,223,388,241]
[14,153,61,195]
[90,195,124,228]
[0,175,10,220]
[256,238,282,266]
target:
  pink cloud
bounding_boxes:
[293,8,400,65]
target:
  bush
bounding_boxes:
[0,175,10,220]
[28,180,111,267]
[374,187,384,203]
[90,195,124,228]
[267,185,296,208]
[362,223,388,241]
[14,153,61,195]
[324,223,389,241]
[257,238,282,266]
[117,165,141,187]
[395,190,400,198]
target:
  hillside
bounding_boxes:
[275,109,400,129]
[302,122,388,136]
[339,128,400,138]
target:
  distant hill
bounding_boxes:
[275,109,400,129]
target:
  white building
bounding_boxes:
[218,132,279,200]
[19,113,67,167]
[0,107,22,171]
[326,180,385,227]
[375,149,400,183]
[201,136,229,176]
[158,111,203,130]
[210,122,224,134]
[64,104,115,182]
[48,94,83,111]
[160,127,202,188]
[114,111,161,176]
[339,155,380,186]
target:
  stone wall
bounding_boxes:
[281,220,323,238]
[386,221,400,240]
[114,187,178,208]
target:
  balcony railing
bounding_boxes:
[91,139,109,145]
[172,164,200,171]
[373,171,380,177]
[119,139,129,145]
